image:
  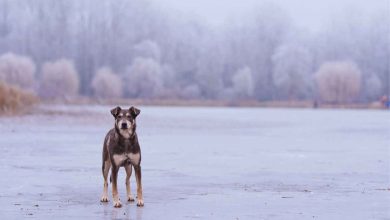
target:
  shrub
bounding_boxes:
[315,61,361,104]
[123,57,163,98]
[0,81,38,114]
[39,59,79,99]
[0,53,36,89]
[91,67,122,99]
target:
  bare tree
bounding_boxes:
[315,61,362,104]
[91,67,122,99]
[39,59,79,99]
[0,53,36,90]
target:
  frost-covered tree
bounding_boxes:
[0,0,12,38]
[364,74,383,101]
[195,37,225,99]
[315,61,361,104]
[272,44,312,100]
[39,59,79,99]
[91,67,122,99]
[0,0,386,102]
[364,10,390,98]
[133,40,161,61]
[123,57,162,98]
[161,21,203,89]
[0,53,36,90]
[231,67,254,99]
[313,8,389,101]
[246,3,291,100]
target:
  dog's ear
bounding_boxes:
[129,106,140,118]
[111,106,121,118]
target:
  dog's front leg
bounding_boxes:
[134,165,144,206]
[111,165,122,208]
[101,160,111,202]
[125,165,135,202]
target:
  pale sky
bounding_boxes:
[150,0,389,31]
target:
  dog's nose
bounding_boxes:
[121,123,128,129]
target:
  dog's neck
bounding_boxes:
[115,126,136,142]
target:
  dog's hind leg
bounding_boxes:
[111,165,122,208]
[100,160,111,202]
[125,164,135,202]
[134,165,144,206]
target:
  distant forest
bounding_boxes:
[0,0,388,104]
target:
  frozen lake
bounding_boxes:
[0,105,389,219]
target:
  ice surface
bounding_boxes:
[0,105,389,219]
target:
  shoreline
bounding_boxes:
[39,97,388,110]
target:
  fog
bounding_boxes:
[154,0,389,31]
[0,0,388,103]
[0,1,389,217]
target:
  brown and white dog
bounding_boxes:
[100,106,144,208]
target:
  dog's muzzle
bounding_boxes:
[121,123,128,129]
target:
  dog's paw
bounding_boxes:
[113,200,122,208]
[100,195,109,202]
[137,199,144,207]
[127,195,135,202]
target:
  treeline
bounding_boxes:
[0,0,388,104]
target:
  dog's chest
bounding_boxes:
[112,153,140,166]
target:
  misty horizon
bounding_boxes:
[150,0,389,32]
[0,0,389,105]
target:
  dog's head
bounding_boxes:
[111,106,140,139]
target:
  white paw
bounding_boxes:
[113,200,122,208]
[137,199,144,207]
[127,195,135,202]
[100,195,109,202]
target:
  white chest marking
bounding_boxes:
[127,153,140,165]
[112,154,127,166]
[119,129,131,139]
[112,153,140,166]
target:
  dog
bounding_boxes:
[100,106,144,208]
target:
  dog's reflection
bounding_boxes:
[105,204,143,220]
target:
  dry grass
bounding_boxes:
[0,81,39,115]
[40,97,386,110]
